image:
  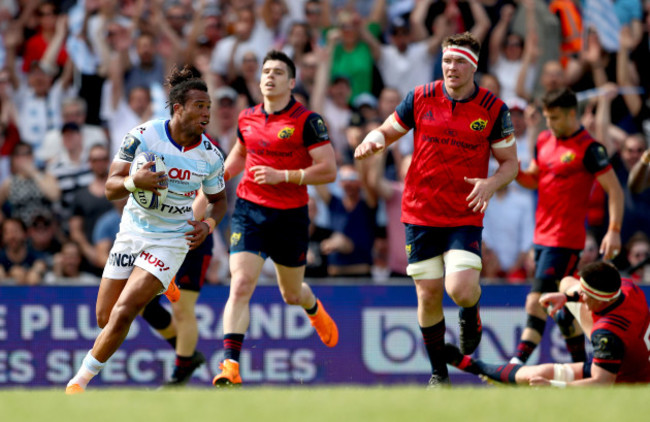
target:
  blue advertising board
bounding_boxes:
[0,284,640,388]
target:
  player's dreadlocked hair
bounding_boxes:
[166,65,208,116]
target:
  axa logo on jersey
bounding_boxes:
[168,168,191,180]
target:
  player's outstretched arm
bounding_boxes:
[354,115,406,160]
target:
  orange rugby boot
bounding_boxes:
[212,360,242,388]
[308,299,339,348]
[65,384,85,395]
[164,278,181,303]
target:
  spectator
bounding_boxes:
[43,241,98,285]
[302,0,332,47]
[92,197,127,268]
[20,1,69,74]
[228,50,262,107]
[0,142,60,226]
[315,164,376,277]
[282,21,314,65]
[628,146,650,195]
[293,52,318,104]
[0,217,46,285]
[36,97,109,165]
[27,212,63,271]
[624,231,650,283]
[577,230,600,272]
[364,2,450,99]
[47,122,94,225]
[69,144,113,273]
[0,68,20,181]
[207,86,239,154]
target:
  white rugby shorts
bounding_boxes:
[102,231,189,292]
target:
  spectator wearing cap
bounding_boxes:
[27,212,64,271]
[0,142,60,227]
[363,2,451,98]
[352,92,379,123]
[0,218,47,285]
[36,97,108,166]
[47,122,94,226]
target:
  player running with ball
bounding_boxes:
[65,66,227,394]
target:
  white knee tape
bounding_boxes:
[406,256,444,280]
[444,250,482,274]
[553,363,575,382]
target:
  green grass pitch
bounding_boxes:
[2,386,650,422]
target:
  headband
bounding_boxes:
[442,45,479,68]
[580,277,621,301]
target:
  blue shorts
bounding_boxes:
[175,233,213,292]
[404,224,482,264]
[230,198,309,267]
[532,244,581,293]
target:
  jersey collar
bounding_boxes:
[557,126,585,140]
[594,292,625,316]
[261,96,296,116]
[165,120,202,152]
[442,82,480,103]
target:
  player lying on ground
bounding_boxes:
[446,262,650,386]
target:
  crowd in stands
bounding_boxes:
[0,0,649,285]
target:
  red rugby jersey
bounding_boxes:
[394,81,514,227]
[236,98,330,209]
[533,128,610,249]
[591,280,650,383]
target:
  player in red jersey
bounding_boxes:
[354,32,519,387]
[511,89,624,366]
[447,262,650,386]
[212,50,338,387]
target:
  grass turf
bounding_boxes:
[2,386,650,422]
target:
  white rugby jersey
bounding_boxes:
[114,119,225,238]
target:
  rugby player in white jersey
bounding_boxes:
[66,66,227,394]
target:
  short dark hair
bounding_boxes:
[579,261,621,299]
[442,32,481,57]
[542,88,577,110]
[262,50,296,79]
[166,65,208,116]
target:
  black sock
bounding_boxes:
[459,299,480,325]
[420,319,448,378]
[475,361,522,384]
[223,333,245,362]
[305,300,318,316]
[565,335,586,362]
[175,354,193,367]
[166,336,177,349]
[515,340,537,363]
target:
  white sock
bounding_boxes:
[67,351,105,389]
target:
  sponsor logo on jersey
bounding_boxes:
[310,117,329,140]
[277,127,295,139]
[108,253,136,267]
[168,167,192,180]
[405,244,412,257]
[159,204,193,214]
[470,118,487,131]
[560,151,576,163]
[231,232,242,246]
[136,126,147,134]
[139,251,170,272]
[423,110,435,121]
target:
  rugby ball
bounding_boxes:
[129,152,168,210]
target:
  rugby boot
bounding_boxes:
[165,351,206,387]
[164,278,181,303]
[65,384,85,395]
[307,299,339,347]
[459,308,482,355]
[212,360,242,388]
[426,374,451,389]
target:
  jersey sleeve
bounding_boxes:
[591,328,624,375]
[394,89,416,130]
[487,104,515,143]
[116,129,146,163]
[201,142,226,195]
[583,141,611,175]
[303,112,330,149]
